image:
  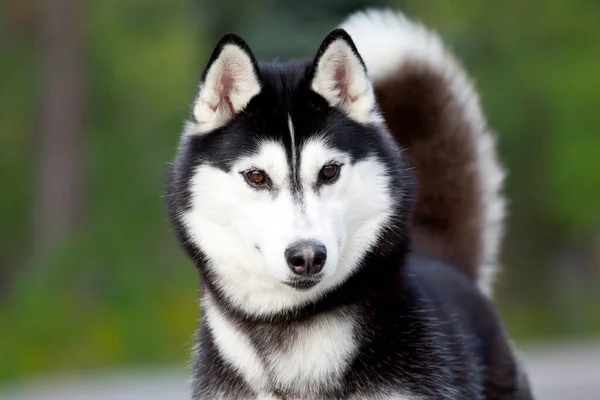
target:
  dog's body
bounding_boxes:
[166,9,533,399]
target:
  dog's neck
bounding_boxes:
[197,250,405,398]
[196,245,408,397]
[202,289,362,397]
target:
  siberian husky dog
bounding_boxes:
[165,8,534,400]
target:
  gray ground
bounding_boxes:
[1,342,598,400]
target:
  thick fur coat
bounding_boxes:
[165,8,534,400]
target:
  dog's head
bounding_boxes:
[167,30,409,316]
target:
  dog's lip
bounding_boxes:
[284,276,323,290]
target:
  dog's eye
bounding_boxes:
[319,164,341,182]
[244,169,268,186]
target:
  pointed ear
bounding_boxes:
[192,34,261,134]
[310,29,378,124]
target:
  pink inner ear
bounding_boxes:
[212,69,235,116]
[334,62,359,104]
[220,71,236,116]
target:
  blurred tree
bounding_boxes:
[0,0,36,291]
[35,0,84,255]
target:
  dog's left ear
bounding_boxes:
[310,29,377,124]
[192,34,261,134]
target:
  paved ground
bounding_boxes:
[1,342,598,399]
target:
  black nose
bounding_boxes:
[285,240,327,276]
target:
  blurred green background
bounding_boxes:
[1,0,599,384]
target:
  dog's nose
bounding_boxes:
[285,240,327,276]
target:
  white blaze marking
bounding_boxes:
[288,114,297,177]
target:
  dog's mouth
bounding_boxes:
[284,276,323,291]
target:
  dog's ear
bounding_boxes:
[310,29,378,124]
[192,34,261,134]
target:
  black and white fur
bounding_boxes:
[165,8,534,400]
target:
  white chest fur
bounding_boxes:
[203,296,359,396]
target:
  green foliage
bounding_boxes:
[0,0,201,382]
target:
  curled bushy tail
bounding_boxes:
[340,9,506,296]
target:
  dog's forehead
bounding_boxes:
[249,64,352,157]
[232,63,330,173]
[252,71,380,169]
[253,62,324,146]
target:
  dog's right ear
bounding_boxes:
[191,34,261,134]
[309,29,377,124]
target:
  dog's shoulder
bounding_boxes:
[404,254,502,340]
[402,254,530,399]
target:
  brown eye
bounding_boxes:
[245,170,267,186]
[319,164,341,182]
